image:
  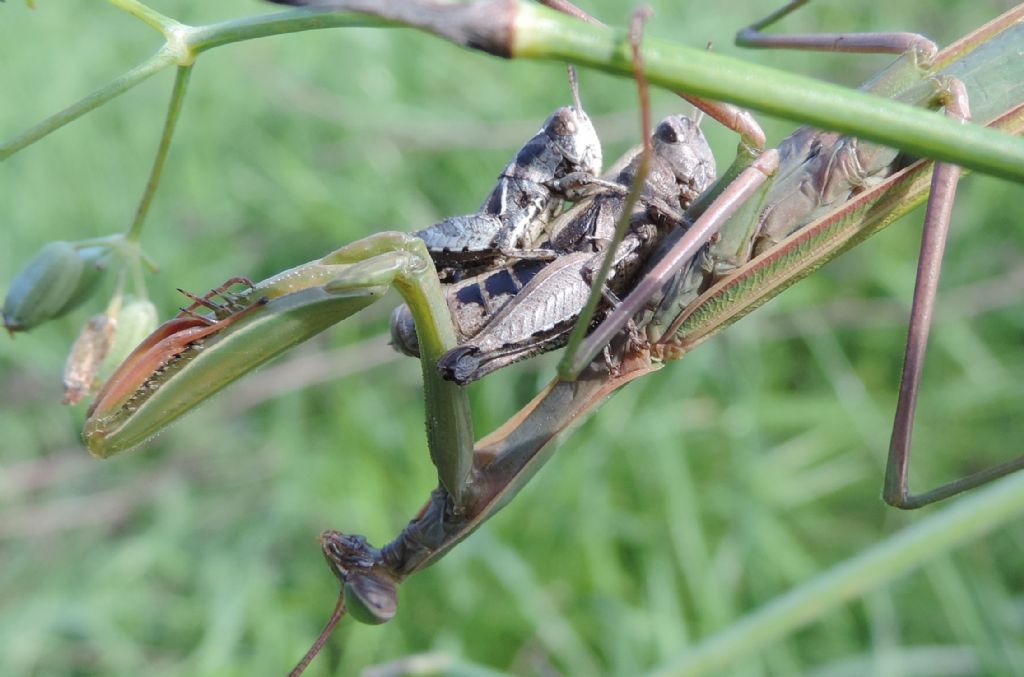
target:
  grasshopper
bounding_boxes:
[433,113,716,384]
[414,67,613,277]
[390,112,716,384]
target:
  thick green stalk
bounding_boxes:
[648,470,1024,677]
[513,3,1024,183]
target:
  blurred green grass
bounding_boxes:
[3,1,1024,675]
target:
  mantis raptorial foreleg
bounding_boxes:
[317,233,477,500]
[84,233,478,507]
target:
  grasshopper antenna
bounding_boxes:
[692,42,714,128]
[567,64,583,113]
[287,591,348,677]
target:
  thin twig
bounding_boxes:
[0,49,176,160]
[127,65,193,242]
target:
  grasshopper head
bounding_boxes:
[543,105,603,178]
[653,115,716,201]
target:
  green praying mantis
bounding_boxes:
[64,0,1024,670]
[5,0,1024,673]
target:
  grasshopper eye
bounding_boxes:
[549,108,578,137]
[656,121,681,144]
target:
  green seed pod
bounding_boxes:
[3,241,108,333]
[57,246,108,316]
[99,297,158,382]
[62,314,116,405]
[343,573,398,625]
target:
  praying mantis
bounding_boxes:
[71,0,1024,670]
[6,1,1024,675]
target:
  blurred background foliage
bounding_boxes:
[3,1,1024,675]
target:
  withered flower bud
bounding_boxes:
[62,314,116,405]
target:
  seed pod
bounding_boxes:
[99,297,158,382]
[57,246,108,316]
[62,314,116,405]
[3,242,108,333]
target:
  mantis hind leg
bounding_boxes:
[883,81,1024,508]
[736,2,1024,507]
[736,0,938,58]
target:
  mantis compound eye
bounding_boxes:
[343,575,398,625]
[320,530,398,625]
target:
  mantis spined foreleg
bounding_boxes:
[84,233,478,507]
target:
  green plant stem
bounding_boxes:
[558,131,649,381]
[0,48,176,160]
[6,1,1022,184]
[106,0,179,36]
[513,2,1024,183]
[127,65,192,243]
[187,11,384,54]
[648,469,1024,677]
[0,12,385,161]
